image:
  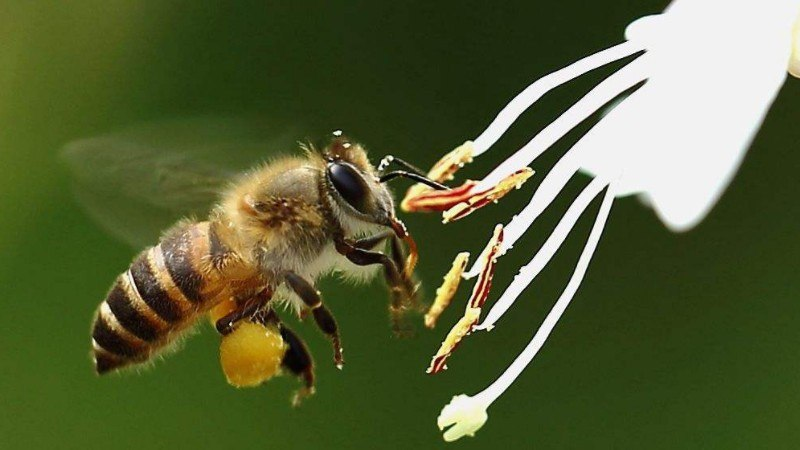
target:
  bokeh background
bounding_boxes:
[2,1,799,449]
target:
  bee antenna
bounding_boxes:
[379,171,450,191]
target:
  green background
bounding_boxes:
[2,1,799,449]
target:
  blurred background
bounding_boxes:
[1,1,799,449]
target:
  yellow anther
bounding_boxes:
[425,252,470,329]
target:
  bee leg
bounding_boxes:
[279,324,316,407]
[353,232,419,310]
[389,235,419,304]
[252,310,316,406]
[283,272,343,369]
[215,288,274,335]
[352,230,393,250]
[334,237,416,337]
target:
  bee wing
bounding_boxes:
[62,117,302,247]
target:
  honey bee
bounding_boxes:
[64,119,449,403]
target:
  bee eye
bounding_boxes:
[328,162,369,213]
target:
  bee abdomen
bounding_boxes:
[130,248,187,323]
[91,224,216,374]
[92,272,164,373]
[160,225,205,304]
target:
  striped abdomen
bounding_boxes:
[91,222,228,373]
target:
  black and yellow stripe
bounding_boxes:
[160,228,204,304]
[91,224,215,374]
[130,250,184,323]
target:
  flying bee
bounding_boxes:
[63,119,449,402]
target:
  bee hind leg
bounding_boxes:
[283,271,343,369]
[215,288,274,335]
[280,324,316,407]
[252,310,315,406]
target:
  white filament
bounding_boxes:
[472,41,645,155]
[475,176,609,331]
[462,58,646,280]
[479,181,616,406]
[474,57,647,192]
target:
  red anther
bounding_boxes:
[442,168,534,223]
[401,180,478,213]
[426,226,504,374]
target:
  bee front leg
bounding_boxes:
[335,236,417,337]
[283,272,343,369]
[352,232,419,308]
[352,230,393,250]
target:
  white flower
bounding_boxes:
[409,0,800,441]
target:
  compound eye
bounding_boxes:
[328,162,369,213]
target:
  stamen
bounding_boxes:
[425,252,471,329]
[404,42,643,217]
[400,168,533,220]
[472,41,645,156]
[476,176,609,331]
[401,141,475,212]
[425,141,475,183]
[461,59,646,279]
[402,180,478,213]
[427,226,503,374]
[442,168,534,223]
[436,183,616,442]
[475,57,647,191]
[480,182,615,405]
[462,149,584,279]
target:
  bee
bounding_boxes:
[64,119,449,402]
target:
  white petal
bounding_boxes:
[580,0,797,231]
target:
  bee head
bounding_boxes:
[323,132,398,230]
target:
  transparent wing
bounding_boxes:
[62,116,303,247]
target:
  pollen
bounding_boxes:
[400,141,475,212]
[426,226,503,374]
[441,168,534,223]
[401,180,479,213]
[399,146,533,220]
[425,141,475,183]
[210,297,288,388]
[425,252,470,329]
[220,321,287,388]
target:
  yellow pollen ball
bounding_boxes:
[220,321,287,388]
